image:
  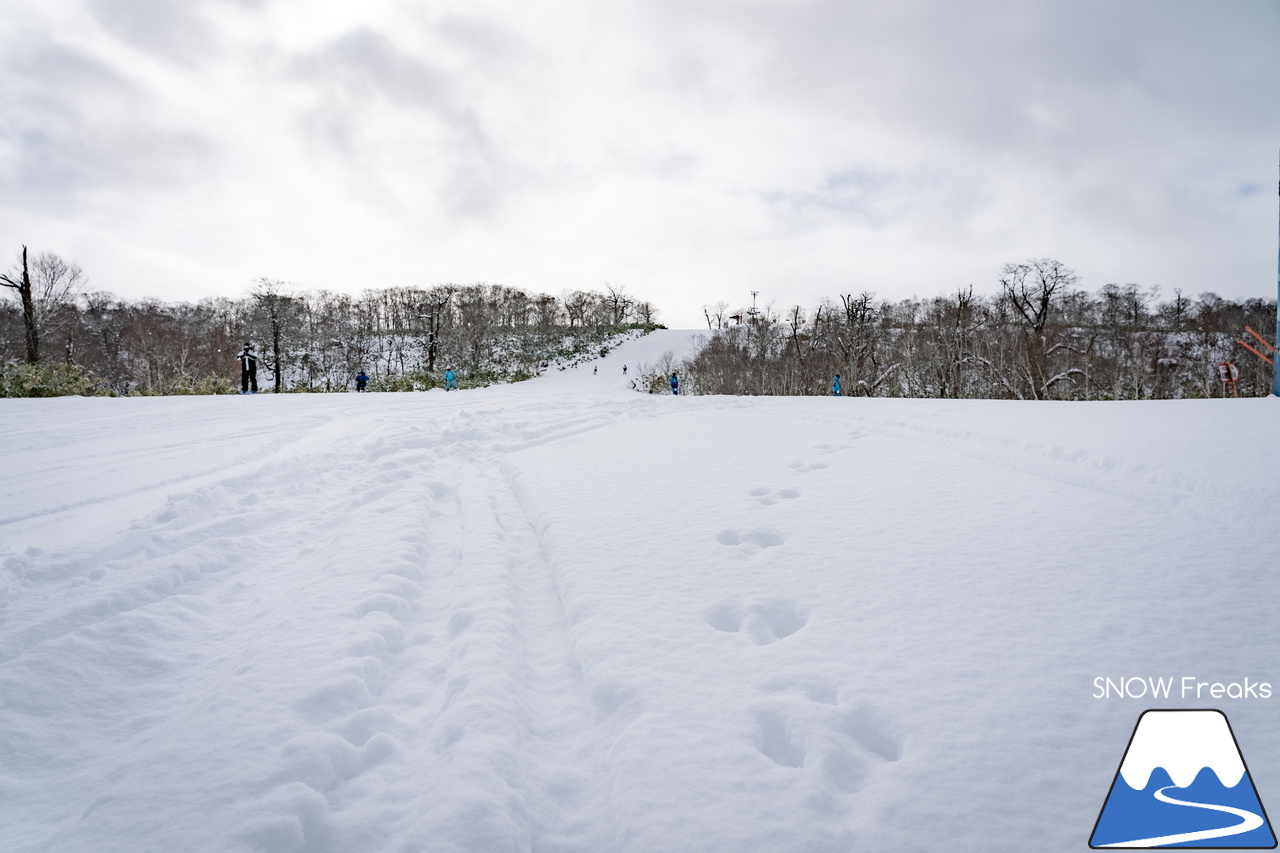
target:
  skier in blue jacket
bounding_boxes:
[670,372,679,395]
[832,374,842,396]
[444,368,458,391]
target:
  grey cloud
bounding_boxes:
[433,12,530,61]
[294,28,460,116]
[630,0,1280,158]
[0,38,220,211]
[86,0,222,65]
[3,0,1275,307]
[758,168,919,228]
[628,0,1280,249]
[288,23,544,221]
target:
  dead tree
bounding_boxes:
[250,279,300,393]
[0,246,38,362]
[1,246,86,364]
[998,258,1078,399]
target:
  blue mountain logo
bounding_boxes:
[1091,710,1276,848]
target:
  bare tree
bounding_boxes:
[998,258,1079,399]
[634,301,659,325]
[834,292,888,395]
[0,246,38,362]
[703,302,729,330]
[418,287,453,373]
[249,279,301,393]
[32,252,87,362]
[561,290,592,328]
[603,284,635,325]
[0,247,85,363]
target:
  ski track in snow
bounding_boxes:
[781,403,1254,526]
[0,390,655,852]
[2,331,1278,853]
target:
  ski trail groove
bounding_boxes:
[782,405,1254,523]
[1,396,661,852]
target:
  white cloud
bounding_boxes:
[2,0,1278,325]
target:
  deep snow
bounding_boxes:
[2,329,1278,853]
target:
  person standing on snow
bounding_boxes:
[444,368,458,391]
[237,343,258,394]
[832,374,842,396]
[355,370,369,392]
[670,372,679,395]
[623,364,627,376]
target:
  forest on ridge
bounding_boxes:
[2,249,1275,399]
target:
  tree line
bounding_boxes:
[680,259,1275,399]
[0,246,659,395]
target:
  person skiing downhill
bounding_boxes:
[832,374,842,396]
[670,372,679,395]
[355,370,369,392]
[444,368,458,391]
[237,343,258,394]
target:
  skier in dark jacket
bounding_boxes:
[670,372,679,395]
[832,374,842,396]
[355,370,369,392]
[238,343,258,394]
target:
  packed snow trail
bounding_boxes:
[2,332,1279,852]
[1,390,641,852]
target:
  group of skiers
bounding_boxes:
[235,342,459,394]
[237,342,841,397]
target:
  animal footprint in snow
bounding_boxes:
[761,677,839,705]
[748,487,800,506]
[815,443,854,454]
[786,461,829,473]
[834,705,902,764]
[716,529,784,555]
[704,598,807,645]
[755,707,805,768]
[749,699,901,791]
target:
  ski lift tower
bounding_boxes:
[746,291,761,348]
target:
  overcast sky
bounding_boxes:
[3,0,1278,327]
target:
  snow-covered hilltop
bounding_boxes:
[2,342,1278,852]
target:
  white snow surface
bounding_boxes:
[1118,711,1245,790]
[2,329,1278,852]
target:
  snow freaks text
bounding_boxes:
[1093,677,1273,700]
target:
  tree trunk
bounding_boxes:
[272,317,283,393]
[0,246,40,362]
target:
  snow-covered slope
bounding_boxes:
[541,327,706,390]
[2,341,1278,853]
